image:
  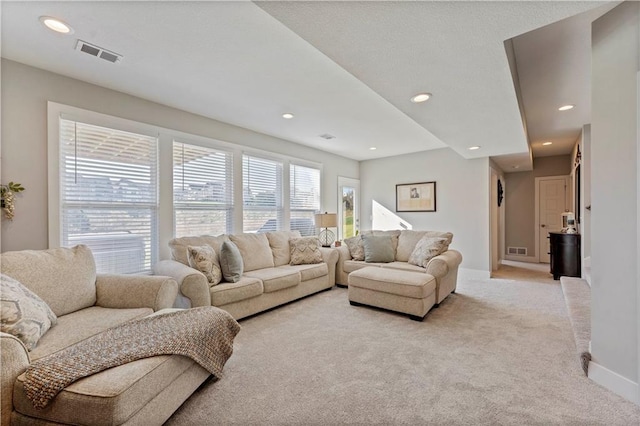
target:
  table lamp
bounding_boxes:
[314,212,337,247]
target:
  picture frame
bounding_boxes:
[396,181,436,212]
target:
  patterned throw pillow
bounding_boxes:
[289,237,323,265]
[344,236,365,261]
[408,236,449,268]
[187,245,222,286]
[219,241,244,283]
[0,273,57,351]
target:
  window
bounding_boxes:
[243,154,283,233]
[173,141,233,237]
[59,119,158,274]
[290,164,320,236]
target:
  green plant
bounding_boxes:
[1,181,25,220]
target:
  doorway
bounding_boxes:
[338,177,359,240]
[535,175,569,263]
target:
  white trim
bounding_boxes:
[503,255,539,264]
[588,360,639,404]
[337,176,360,240]
[458,268,491,280]
[534,175,570,263]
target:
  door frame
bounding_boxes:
[534,175,569,262]
[337,176,360,240]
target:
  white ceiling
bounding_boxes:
[1,1,611,164]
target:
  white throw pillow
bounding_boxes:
[344,236,365,261]
[187,245,222,286]
[408,236,449,268]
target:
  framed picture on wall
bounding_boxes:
[396,181,436,212]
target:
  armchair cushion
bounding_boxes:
[0,274,57,351]
[0,245,96,316]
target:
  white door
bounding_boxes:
[338,177,359,240]
[538,177,568,263]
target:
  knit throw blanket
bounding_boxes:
[23,306,241,409]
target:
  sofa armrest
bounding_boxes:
[96,274,178,311]
[335,245,352,286]
[1,332,30,426]
[320,248,339,287]
[152,260,211,307]
[426,249,463,303]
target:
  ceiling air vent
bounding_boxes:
[319,133,336,140]
[75,40,122,63]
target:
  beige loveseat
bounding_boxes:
[0,245,211,426]
[153,231,339,319]
[336,230,463,305]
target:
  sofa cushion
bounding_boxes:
[284,263,328,282]
[381,262,427,274]
[267,230,302,266]
[229,233,275,272]
[344,236,365,261]
[187,245,222,286]
[210,277,263,306]
[14,354,198,426]
[30,306,153,361]
[344,260,387,273]
[219,241,244,283]
[348,267,436,299]
[362,234,395,263]
[0,245,97,316]
[289,237,323,265]
[396,230,453,262]
[245,268,300,293]
[169,235,229,266]
[408,236,449,268]
[0,274,57,351]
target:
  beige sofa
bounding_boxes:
[336,230,463,305]
[153,231,339,319]
[0,245,212,426]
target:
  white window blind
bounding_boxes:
[59,118,158,274]
[290,163,320,236]
[173,142,233,237]
[243,154,283,233]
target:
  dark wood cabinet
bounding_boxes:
[549,232,581,280]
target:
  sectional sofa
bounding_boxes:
[153,231,339,319]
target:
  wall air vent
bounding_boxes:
[75,40,122,63]
[507,247,527,256]
[319,134,336,140]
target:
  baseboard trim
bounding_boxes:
[588,360,639,404]
[459,268,491,280]
[503,255,538,263]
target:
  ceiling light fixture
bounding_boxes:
[558,104,574,111]
[512,165,520,169]
[410,93,432,103]
[282,113,294,119]
[39,16,73,34]
[542,141,553,146]
[468,146,481,150]
[370,147,377,150]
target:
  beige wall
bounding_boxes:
[590,0,639,398]
[504,155,571,257]
[0,59,359,252]
[360,148,490,274]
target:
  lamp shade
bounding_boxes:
[315,212,337,228]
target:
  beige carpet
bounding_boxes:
[166,266,640,425]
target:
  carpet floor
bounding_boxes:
[166,265,640,425]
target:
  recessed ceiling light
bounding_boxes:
[468,146,481,150]
[542,141,553,146]
[282,113,294,119]
[369,147,377,150]
[410,93,432,103]
[39,16,73,34]
[558,104,574,111]
[512,165,520,169]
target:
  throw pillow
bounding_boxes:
[0,273,57,351]
[219,241,244,283]
[289,237,323,265]
[362,234,395,263]
[408,236,449,268]
[187,245,222,286]
[344,236,365,261]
